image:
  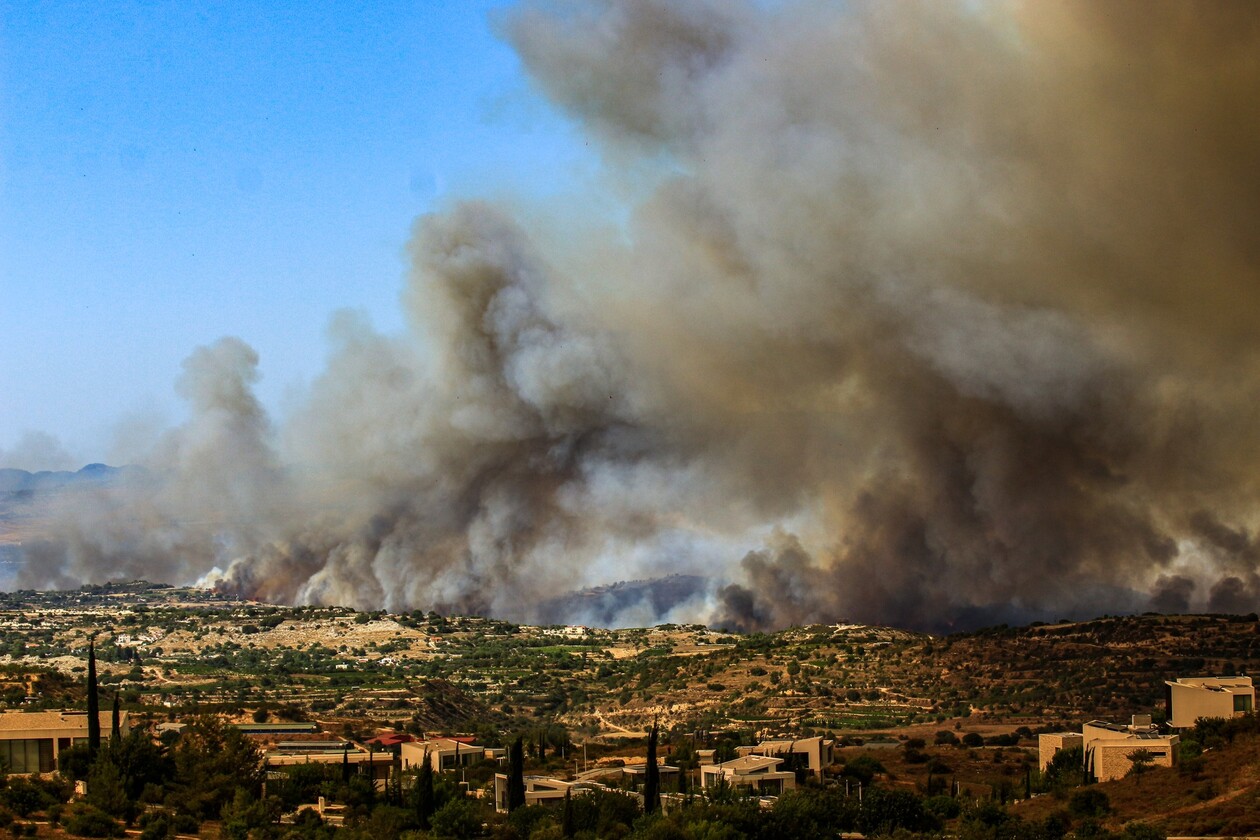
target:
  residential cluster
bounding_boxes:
[1038,676,1254,782]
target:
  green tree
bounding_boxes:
[841,754,884,786]
[1069,788,1110,818]
[644,722,660,814]
[429,796,483,839]
[58,744,94,782]
[86,756,134,825]
[109,730,172,803]
[62,802,123,838]
[169,716,263,821]
[561,788,574,838]
[219,789,281,840]
[1043,745,1085,791]
[1126,749,1155,785]
[87,639,101,757]
[507,737,526,813]
[768,787,860,840]
[856,787,938,836]
[0,778,55,818]
[414,757,436,829]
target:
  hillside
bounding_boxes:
[1013,726,1260,836]
[1,584,1257,744]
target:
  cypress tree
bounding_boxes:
[415,754,435,829]
[507,736,526,812]
[87,637,101,756]
[111,691,121,741]
[644,722,660,814]
[561,788,574,838]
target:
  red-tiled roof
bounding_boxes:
[366,733,413,746]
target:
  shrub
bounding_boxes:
[429,797,483,839]
[923,795,960,819]
[137,811,174,840]
[841,755,885,785]
[0,779,53,818]
[171,813,199,835]
[1122,823,1165,840]
[62,804,124,838]
[1069,788,1110,818]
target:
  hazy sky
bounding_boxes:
[0,0,591,468]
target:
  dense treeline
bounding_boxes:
[0,725,1178,840]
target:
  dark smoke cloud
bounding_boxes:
[15,0,1260,631]
[1150,575,1196,616]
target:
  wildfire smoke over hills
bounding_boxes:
[15,1,1260,632]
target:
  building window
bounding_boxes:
[1234,694,1253,713]
[0,738,55,773]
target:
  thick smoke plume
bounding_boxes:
[17,0,1260,631]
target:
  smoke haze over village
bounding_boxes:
[6,0,1260,632]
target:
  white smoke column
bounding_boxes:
[21,338,287,588]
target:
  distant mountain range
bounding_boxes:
[0,463,137,588]
[0,462,133,494]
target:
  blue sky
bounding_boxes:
[0,0,592,467]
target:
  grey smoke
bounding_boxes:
[0,431,78,473]
[15,0,1260,631]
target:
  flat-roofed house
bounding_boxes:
[1165,677,1255,729]
[400,738,487,773]
[620,762,680,792]
[0,710,129,774]
[262,740,394,788]
[699,754,796,796]
[736,736,835,779]
[234,722,320,736]
[1038,716,1178,783]
[1081,720,1178,782]
[492,774,595,813]
[1037,732,1084,771]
